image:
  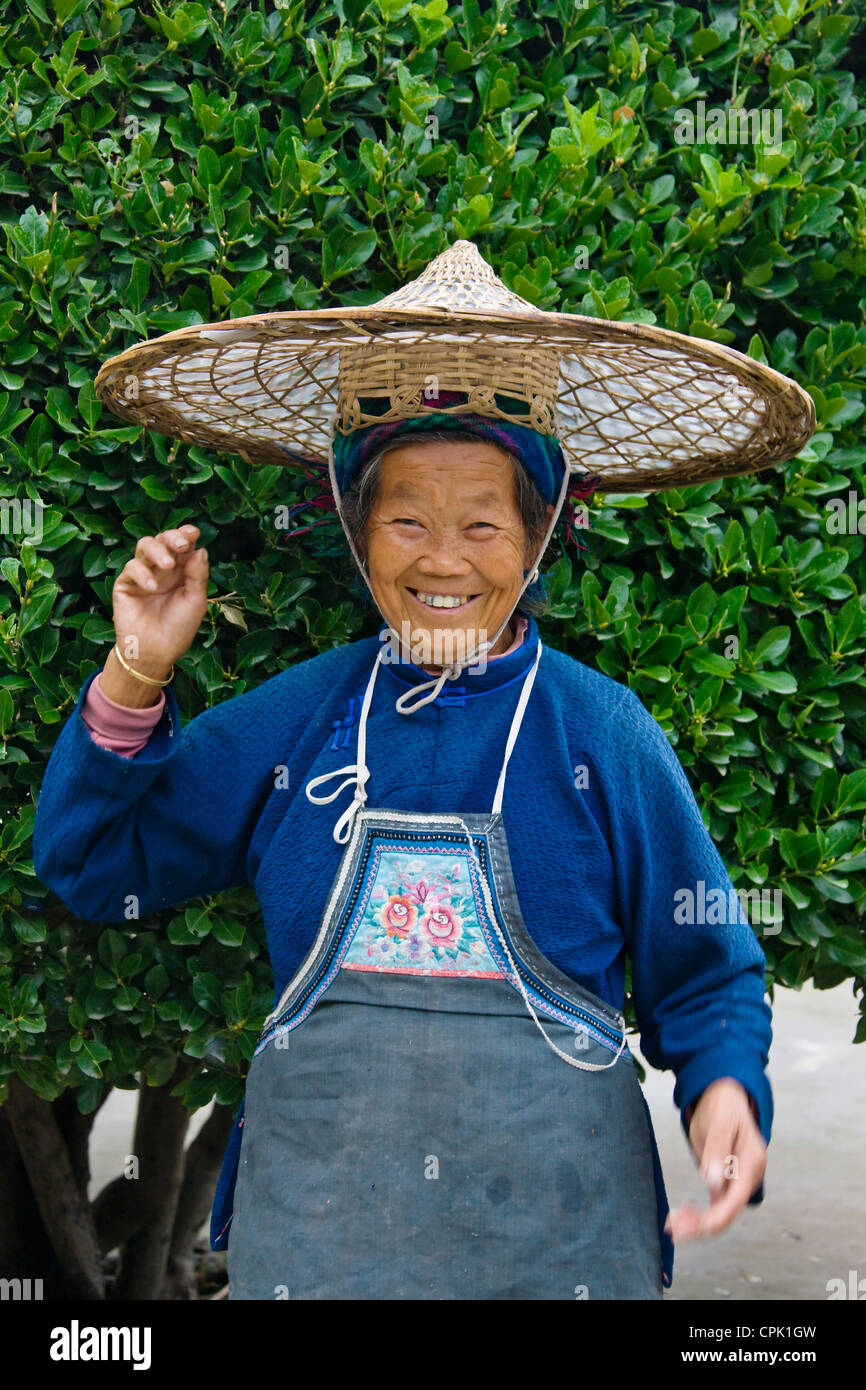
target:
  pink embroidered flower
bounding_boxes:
[422,904,461,946]
[378,895,416,939]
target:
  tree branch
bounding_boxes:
[163,1102,235,1300]
[0,1106,55,1283]
[114,1079,189,1300]
[4,1077,104,1299]
[92,1170,149,1256]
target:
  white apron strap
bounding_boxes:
[454,811,627,1072]
[304,645,382,844]
[491,637,542,814]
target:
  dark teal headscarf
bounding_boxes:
[331,392,567,505]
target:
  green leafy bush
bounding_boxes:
[1,0,865,1297]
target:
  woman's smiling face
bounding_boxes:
[361,439,551,660]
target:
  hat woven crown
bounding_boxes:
[337,242,559,435]
[372,240,545,316]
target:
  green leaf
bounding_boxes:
[77,381,102,430]
[690,651,735,677]
[18,582,59,636]
[836,771,866,815]
[322,230,377,286]
[752,626,791,664]
[139,475,176,500]
[692,28,722,56]
[186,906,212,936]
[77,1038,112,1079]
[741,670,798,695]
[211,915,246,947]
[145,965,170,999]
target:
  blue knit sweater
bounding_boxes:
[32,613,773,1285]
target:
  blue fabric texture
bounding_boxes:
[32,615,773,1285]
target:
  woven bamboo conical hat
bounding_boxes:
[93,239,815,493]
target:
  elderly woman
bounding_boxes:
[33,242,815,1300]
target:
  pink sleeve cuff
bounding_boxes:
[81,671,166,757]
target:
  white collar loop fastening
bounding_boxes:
[393,660,462,714]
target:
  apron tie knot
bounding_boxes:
[305,764,370,844]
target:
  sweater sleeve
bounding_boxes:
[611,688,773,1202]
[32,667,284,924]
[81,672,165,756]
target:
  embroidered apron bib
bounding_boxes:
[223,641,664,1300]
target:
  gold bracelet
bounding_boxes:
[112,643,175,687]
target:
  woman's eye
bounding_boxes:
[389,517,495,530]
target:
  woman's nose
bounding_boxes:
[414,531,473,571]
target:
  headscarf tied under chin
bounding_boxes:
[331,391,568,505]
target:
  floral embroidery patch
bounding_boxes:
[342,845,504,977]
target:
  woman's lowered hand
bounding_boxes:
[664,1077,767,1242]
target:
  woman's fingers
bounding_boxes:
[162,524,199,551]
[110,524,207,673]
[135,528,196,570]
[122,558,161,592]
[665,1130,767,1242]
[118,526,202,594]
[181,542,209,585]
[669,1171,747,1241]
[123,527,201,587]
[670,1078,768,1244]
[134,536,176,572]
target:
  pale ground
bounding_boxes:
[87,980,865,1300]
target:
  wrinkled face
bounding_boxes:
[361,440,552,663]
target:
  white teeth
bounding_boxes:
[415,591,471,609]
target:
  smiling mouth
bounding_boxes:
[406,588,482,612]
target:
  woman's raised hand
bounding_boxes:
[102,523,210,706]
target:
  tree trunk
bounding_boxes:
[93,1171,150,1256]
[162,1102,234,1299]
[114,1079,189,1299]
[54,1089,99,1196]
[0,1107,55,1285]
[5,1076,104,1300]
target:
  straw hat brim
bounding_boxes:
[94,301,816,494]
